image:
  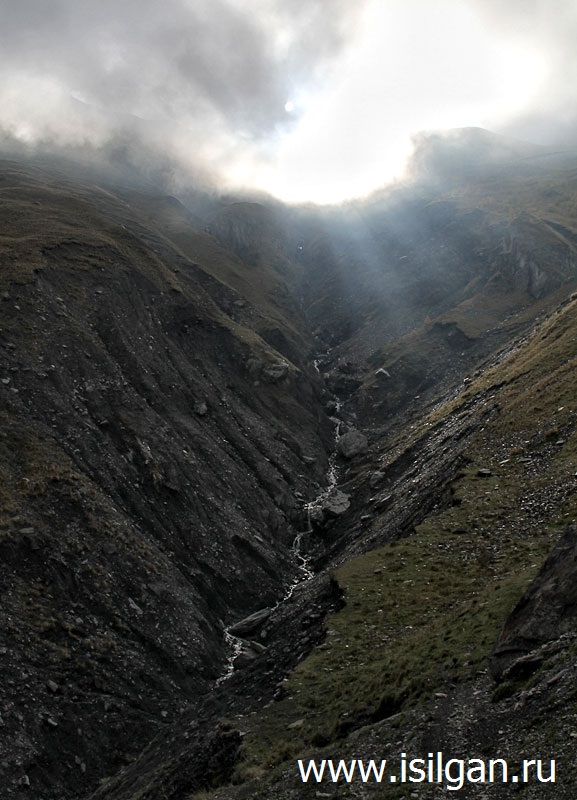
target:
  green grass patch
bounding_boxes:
[232,463,556,781]
[226,289,577,788]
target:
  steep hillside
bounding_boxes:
[1,135,577,800]
[289,142,577,423]
[0,156,330,799]
[200,289,577,800]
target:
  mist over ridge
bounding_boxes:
[1,0,577,201]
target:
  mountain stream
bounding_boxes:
[216,355,344,684]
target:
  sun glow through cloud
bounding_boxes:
[0,0,568,204]
[251,0,548,203]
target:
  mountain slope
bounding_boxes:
[1,135,577,799]
[204,287,577,799]
[0,156,330,799]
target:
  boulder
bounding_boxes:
[233,641,267,670]
[228,607,272,638]
[491,524,577,681]
[193,401,208,416]
[308,489,351,528]
[323,489,351,517]
[262,360,289,383]
[337,429,368,459]
[369,470,387,488]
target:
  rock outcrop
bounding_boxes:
[337,429,368,459]
[491,524,577,681]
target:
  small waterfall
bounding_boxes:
[292,526,314,581]
[284,396,344,597]
[216,350,345,683]
[282,525,315,602]
[215,629,244,686]
[303,408,343,516]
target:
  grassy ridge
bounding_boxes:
[220,291,577,790]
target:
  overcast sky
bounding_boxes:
[0,0,576,202]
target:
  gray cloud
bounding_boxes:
[1,0,575,199]
[0,0,367,187]
[468,0,577,146]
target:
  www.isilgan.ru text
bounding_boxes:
[297,752,556,791]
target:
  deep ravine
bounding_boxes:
[216,352,347,684]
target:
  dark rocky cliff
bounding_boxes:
[0,157,331,797]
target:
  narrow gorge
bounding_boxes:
[2,132,577,799]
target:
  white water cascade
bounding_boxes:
[215,629,245,685]
[216,353,345,683]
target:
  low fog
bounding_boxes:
[0,0,576,201]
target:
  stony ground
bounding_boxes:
[1,148,577,799]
